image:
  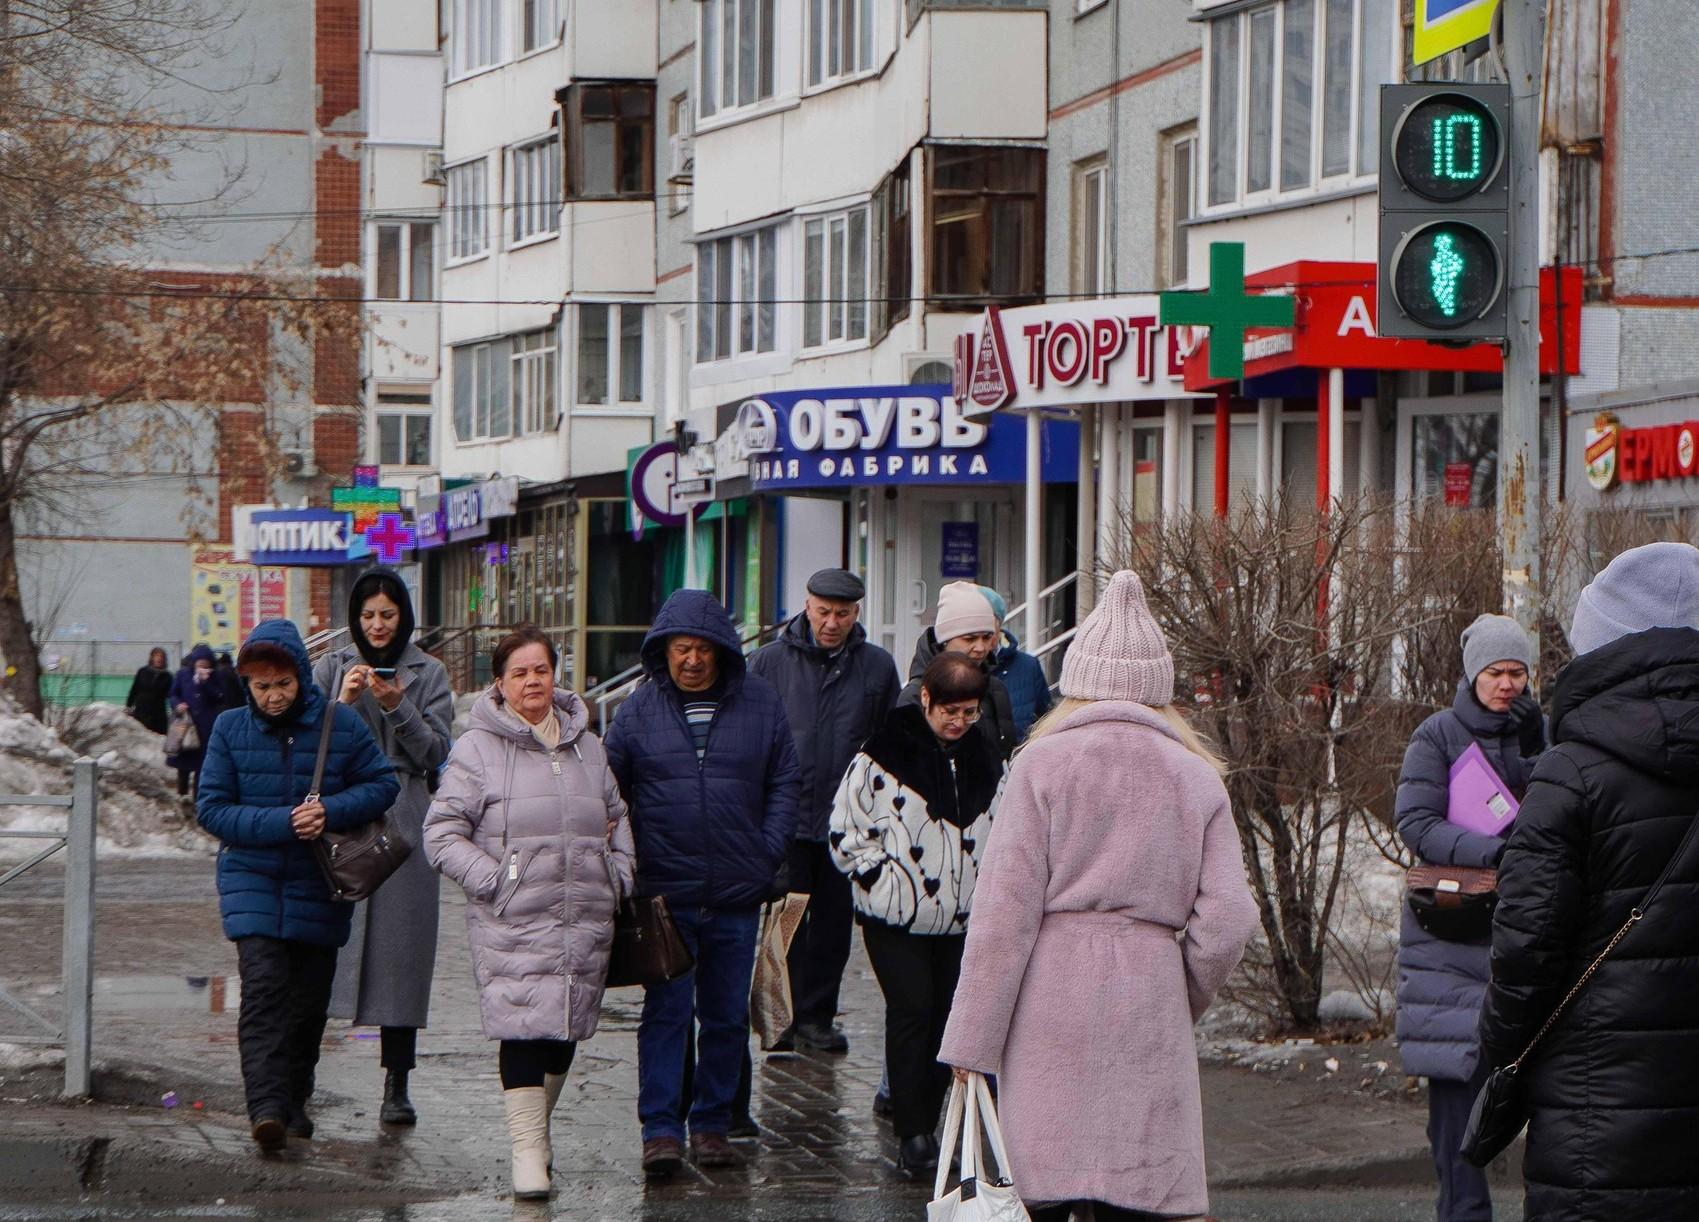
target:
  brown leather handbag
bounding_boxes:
[307,688,412,904]
[1405,864,1498,941]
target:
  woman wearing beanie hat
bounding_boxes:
[1393,612,1544,1222]
[898,582,1019,759]
[937,571,1258,1221]
[1478,542,1699,1219]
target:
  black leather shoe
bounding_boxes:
[897,1134,938,1175]
[250,1114,287,1152]
[793,1022,849,1054]
[380,1068,417,1126]
[286,1103,314,1140]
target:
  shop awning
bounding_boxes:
[1181,262,1584,396]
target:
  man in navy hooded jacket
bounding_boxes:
[604,589,801,1176]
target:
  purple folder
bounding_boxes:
[1447,742,1520,837]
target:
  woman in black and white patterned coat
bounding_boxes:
[829,651,1006,1175]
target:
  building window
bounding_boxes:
[1073,158,1107,297]
[564,82,656,200]
[1158,126,1196,287]
[446,159,489,261]
[1204,0,1394,209]
[508,136,561,245]
[696,227,777,362]
[807,0,876,87]
[576,304,645,406]
[699,0,775,120]
[667,93,692,216]
[513,329,558,432]
[452,338,513,442]
[803,206,870,349]
[376,391,433,467]
[451,0,503,78]
[373,221,435,301]
[1076,0,1109,11]
[872,155,912,340]
[928,146,1044,307]
[521,0,560,54]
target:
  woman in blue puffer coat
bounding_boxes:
[1395,613,1545,1222]
[196,620,398,1153]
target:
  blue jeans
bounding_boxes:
[637,906,759,1142]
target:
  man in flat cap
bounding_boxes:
[749,567,900,1055]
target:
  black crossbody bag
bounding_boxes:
[307,673,412,903]
[1461,807,1699,1166]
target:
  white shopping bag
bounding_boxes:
[927,1072,1030,1222]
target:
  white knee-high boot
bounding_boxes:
[502,1087,551,1199]
[542,1072,568,1172]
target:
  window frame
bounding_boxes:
[563,80,657,202]
[806,0,879,91]
[801,202,873,352]
[507,134,562,248]
[450,0,504,81]
[667,93,692,217]
[512,328,559,434]
[697,0,777,123]
[445,158,490,264]
[519,0,562,56]
[695,224,780,364]
[371,219,437,302]
[1157,125,1197,288]
[451,336,515,443]
[1076,0,1109,13]
[871,154,913,343]
[375,389,434,468]
[925,144,1046,309]
[574,302,648,412]
[1072,157,1108,298]
[1200,0,1394,216]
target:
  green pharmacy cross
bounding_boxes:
[1159,242,1296,381]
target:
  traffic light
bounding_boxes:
[1377,83,1511,341]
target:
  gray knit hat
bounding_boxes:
[1461,613,1532,682]
[1059,570,1175,705]
[1569,541,1699,656]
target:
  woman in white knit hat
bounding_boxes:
[898,581,1019,760]
[938,570,1259,1222]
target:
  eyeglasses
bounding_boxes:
[937,705,981,724]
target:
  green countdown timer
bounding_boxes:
[1393,94,1503,203]
[1391,221,1503,329]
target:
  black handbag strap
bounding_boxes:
[305,665,338,803]
[1507,805,1699,1072]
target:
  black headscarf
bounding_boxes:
[348,566,416,668]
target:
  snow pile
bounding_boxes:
[0,700,210,859]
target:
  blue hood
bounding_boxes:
[186,644,216,667]
[241,619,325,726]
[640,589,746,686]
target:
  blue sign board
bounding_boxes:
[940,522,979,578]
[742,385,1078,492]
[250,508,369,567]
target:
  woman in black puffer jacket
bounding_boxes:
[1480,541,1699,1222]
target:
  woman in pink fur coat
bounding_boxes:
[938,570,1259,1222]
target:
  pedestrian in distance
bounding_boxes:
[604,588,800,1177]
[314,566,453,1128]
[215,651,246,711]
[748,567,900,1059]
[1480,542,1699,1221]
[1395,612,1544,1222]
[939,570,1258,1222]
[194,620,399,1153]
[125,646,173,735]
[900,582,1018,759]
[976,585,1053,742]
[424,625,635,1201]
[831,651,1004,1176]
[169,643,230,804]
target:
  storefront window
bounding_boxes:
[1415,412,1498,509]
[1192,421,1261,512]
[584,500,658,688]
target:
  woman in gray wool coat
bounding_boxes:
[424,625,636,1202]
[1395,613,1546,1222]
[312,567,454,1128]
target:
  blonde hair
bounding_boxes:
[1025,696,1228,776]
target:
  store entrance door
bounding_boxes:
[891,489,1018,666]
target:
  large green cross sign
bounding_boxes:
[1159,242,1295,382]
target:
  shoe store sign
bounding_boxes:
[739,385,1077,491]
[953,298,1205,415]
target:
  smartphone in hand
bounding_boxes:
[372,667,398,679]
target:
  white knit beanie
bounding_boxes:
[1059,570,1175,705]
[933,581,998,644]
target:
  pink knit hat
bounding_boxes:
[1059,570,1175,705]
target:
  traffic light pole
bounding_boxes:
[1500,0,1546,652]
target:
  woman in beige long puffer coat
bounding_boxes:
[424,625,635,1201]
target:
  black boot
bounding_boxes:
[286,1100,314,1139]
[380,1068,417,1125]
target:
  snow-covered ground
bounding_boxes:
[0,702,211,860]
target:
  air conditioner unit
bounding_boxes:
[282,448,318,479]
[422,151,446,186]
[668,134,694,185]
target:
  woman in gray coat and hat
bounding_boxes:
[313,566,453,1128]
[1395,613,1546,1222]
[424,625,636,1201]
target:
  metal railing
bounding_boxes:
[1003,571,1081,653]
[0,759,97,1098]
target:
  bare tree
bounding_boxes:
[0,2,360,717]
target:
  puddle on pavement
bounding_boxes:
[95,975,240,1014]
